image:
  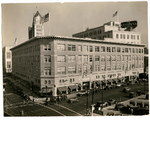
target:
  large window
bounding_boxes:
[78,65,82,74]
[78,45,82,52]
[78,55,82,63]
[44,55,51,62]
[57,67,66,74]
[83,55,88,62]
[57,56,66,62]
[107,47,111,52]
[107,56,111,61]
[128,55,131,61]
[89,46,93,52]
[89,56,93,62]
[111,55,116,61]
[68,44,76,51]
[95,65,100,72]
[112,47,116,52]
[101,56,105,62]
[44,68,51,75]
[101,65,105,71]
[116,64,121,70]
[125,48,128,53]
[117,55,121,61]
[101,46,105,52]
[57,44,65,51]
[116,34,119,39]
[68,67,76,74]
[132,48,135,53]
[44,44,51,51]
[68,55,75,62]
[122,48,124,53]
[95,56,100,61]
[7,62,11,68]
[7,52,11,59]
[83,45,88,52]
[95,46,100,52]
[117,47,121,52]
[107,65,111,71]
[112,65,116,70]
[136,48,138,53]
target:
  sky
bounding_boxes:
[1,1,148,48]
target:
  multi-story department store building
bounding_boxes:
[11,35,144,96]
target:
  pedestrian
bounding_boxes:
[33,98,34,104]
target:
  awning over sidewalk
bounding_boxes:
[41,87,52,93]
[57,86,68,92]
[112,79,117,82]
[107,79,112,83]
[68,85,78,90]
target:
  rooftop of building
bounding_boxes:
[10,35,145,50]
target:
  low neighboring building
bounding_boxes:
[10,35,144,96]
[2,46,13,74]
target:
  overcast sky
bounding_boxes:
[1,1,148,47]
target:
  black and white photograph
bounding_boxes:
[1,0,150,150]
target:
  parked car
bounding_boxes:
[146,93,149,99]
[78,90,87,96]
[106,85,112,89]
[115,103,128,111]
[123,87,130,92]
[106,112,114,116]
[94,101,108,110]
[136,90,142,96]
[68,98,78,103]
[116,83,122,87]
[107,99,116,105]
[129,92,137,98]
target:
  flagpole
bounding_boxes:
[49,11,50,35]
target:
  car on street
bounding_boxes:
[116,83,122,87]
[115,103,128,111]
[129,92,137,98]
[107,99,116,105]
[94,101,108,110]
[106,112,114,116]
[78,90,87,96]
[68,98,78,103]
[123,87,130,92]
[146,93,149,99]
[136,90,142,96]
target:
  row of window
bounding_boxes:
[59,78,75,84]
[45,80,51,84]
[116,34,140,40]
[13,45,41,56]
[56,55,143,63]
[56,44,144,53]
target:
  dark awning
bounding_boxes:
[112,79,117,82]
[107,79,112,83]
[42,87,52,93]
[101,80,107,84]
[58,86,67,92]
[68,85,78,90]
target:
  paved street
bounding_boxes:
[4,78,149,116]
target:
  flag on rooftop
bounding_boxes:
[113,11,118,17]
[14,38,18,45]
[41,12,50,23]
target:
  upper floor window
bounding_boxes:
[132,48,135,53]
[120,34,122,39]
[116,34,119,39]
[122,48,124,53]
[44,44,51,51]
[137,35,139,40]
[101,46,105,52]
[117,47,121,52]
[117,55,121,61]
[123,34,125,39]
[89,46,93,52]
[7,52,11,59]
[125,48,128,53]
[111,55,116,61]
[95,56,100,61]
[101,56,105,62]
[78,45,82,52]
[44,68,51,75]
[57,44,65,51]
[95,65,100,72]
[44,55,51,62]
[127,35,129,39]
[68,66,76,74]
[68,45,76,51]
[107,56,111,61]
[57,56,66,62]
[83,55,88,62]
[112,47,116,52]
[83,45,88,52]
[68,55,75,62]
[78,55,82,63]
[57,67,66,74]
[136,48,138,53]
[89,56,92,62]
[107,47,111,52]
[95,46,100,52]
[139,49,141,53]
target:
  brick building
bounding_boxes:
[10,35,144,96]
